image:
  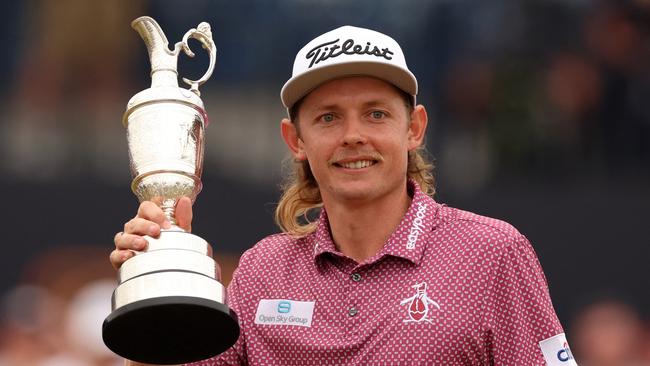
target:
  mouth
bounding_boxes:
[333,159,378,170]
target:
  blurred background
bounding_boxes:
[0,0,648,364]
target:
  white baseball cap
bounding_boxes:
[281,25,418,110]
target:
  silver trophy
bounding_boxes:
[102,17,239,365]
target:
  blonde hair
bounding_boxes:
[274,146,435,237]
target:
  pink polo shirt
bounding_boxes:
[188,181,572,365]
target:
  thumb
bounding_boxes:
[175,197,193,232]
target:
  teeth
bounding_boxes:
[340,160,374,169]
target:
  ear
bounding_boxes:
[407,105,428,151]
[280,118,307,160]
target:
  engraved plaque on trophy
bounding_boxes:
[102,16,239,365]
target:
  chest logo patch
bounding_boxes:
[254,299,315,327]
[399,282,440,323]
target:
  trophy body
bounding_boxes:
[102,17,239,365]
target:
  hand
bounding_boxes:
[110,197,193,270]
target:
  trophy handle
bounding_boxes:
[178,22,217,97]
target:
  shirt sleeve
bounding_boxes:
[482,234,566,365]
[185,267,248,366]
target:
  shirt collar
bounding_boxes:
[308,179,439,266]
[310,208,336,259]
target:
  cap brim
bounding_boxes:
[281,61,417,109]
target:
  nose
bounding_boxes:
[341,117,367,146]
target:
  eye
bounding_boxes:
[319,113,335,123]
[370,110,386,119]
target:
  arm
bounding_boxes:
[482,235,576,365]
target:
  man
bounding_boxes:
[112,26,577,365]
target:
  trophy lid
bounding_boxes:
[123,16,216,127]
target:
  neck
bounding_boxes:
[324,183,412,263]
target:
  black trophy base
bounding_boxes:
[102,296,239,365]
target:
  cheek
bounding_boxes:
[384,135,411,155]
[302,144,327,168]
[301,132,334,157]
[386,139,411,171]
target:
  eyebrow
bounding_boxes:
[311,104,340,113]
[311,99,394,113]
[361,99,393,109]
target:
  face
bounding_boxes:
[281,76,427,206]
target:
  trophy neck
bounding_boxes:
[152,70,179,89]
[161,198,180,227]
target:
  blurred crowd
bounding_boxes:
[430,0,650,192]
[570,297,650,366]
[0,247,121,365]
[1,0,649,187]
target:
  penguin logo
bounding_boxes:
[399,282,440,323]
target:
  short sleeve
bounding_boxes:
[482,235,565,365]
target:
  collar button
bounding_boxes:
[348,307,358,317]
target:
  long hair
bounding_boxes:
[274,145,435,237]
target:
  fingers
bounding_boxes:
[137,201,170,227]
[114,231,148,251]
[175,197,193,232]
[123,217,162,237]
[111,230,148,270]
[110,198,193,271]
[109,248,134,270]
[125,201,173,239]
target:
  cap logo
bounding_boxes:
[305,38,394,68]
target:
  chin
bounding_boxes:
[329,182,381,202]
[336,189,375,202]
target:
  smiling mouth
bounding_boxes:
[334,160,377,169]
